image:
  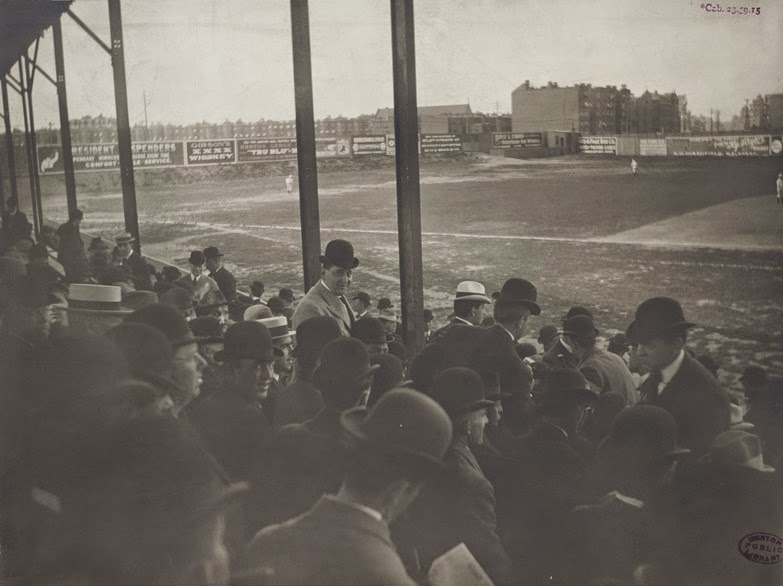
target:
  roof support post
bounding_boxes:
[1,78,18,204]
[390,0,424,352]
[18,59,41,238]
[53,19,78,218]
[290,0,321,292]
[107,0,140,252]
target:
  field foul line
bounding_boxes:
[200,222,781,272]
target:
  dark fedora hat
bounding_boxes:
[188,316,224,343]
[629,297,695,344]
[703,429,773,473]
[319,239,359,270]
[430,367,494,417]
[562,305,593,323]
[607,332,629,354]
[352,317,391,345]
[125,303,207,347]
[278,287,295,304]
[352,291,371,305]
[538,324,560,344]
[342,388,453,476]
[215,320,282,363]
[562,314,599,340]
[107,322,173,379]
[497,278,541,315]
[314,338,380,392]
[603,405,690,461]
[293,315,342,358]
[367,353,405,407]
[188,250,205,266]
[479,369,510,401]
[377,297,393,311]
[203,246,224,259]
[266,296,286,313]
[534,368,599,405]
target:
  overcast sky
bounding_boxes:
[13,0,783,129]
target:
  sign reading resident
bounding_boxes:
[351,135,386,155]
[666,135,770,157]
[186,140,236,164]
[639,138,667,156]
[38,142,185,173]
[420,134,463,154]
[578,136,617,154]
[491,132,542,149]
[237,138,297,162]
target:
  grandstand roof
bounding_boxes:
[0,0,72,77]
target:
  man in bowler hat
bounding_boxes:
[115,232,154,291]
[542,305,592,369]
[631,297,730,454]
[471,277,540,434]
[176,250,220,305]
[55,208,89,283]
[292,239,359,337]
[247,389,452,586]
[351,290,371,320]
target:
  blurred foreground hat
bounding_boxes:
[342,388,452,477]
[430,367,494,418]
[704,430,774,473]
[266,296,286,313]
[159,286,192,312]
[257,315,295,341]
[607,332,629,354]
[628,297,695,344]
[68,284,132,314]
[367,353,405,407]
[215,320,281,362]
[352,317,391,345]
[534,368,599,405]
[125,303,207,347]
[352,291,371,305]
[244,303,273,321]
[188,316,224,343]
[562,315,599,340]
[452,281,492,304]
[314,338,380,397]
[538,324,560,345]
[497,278,540,315]
[319,239,359,270]
[603,405,690,462]
[108,322,173,379]
[294,315,341,359]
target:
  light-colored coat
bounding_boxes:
[175,273,219,304]
[292,280,354,337]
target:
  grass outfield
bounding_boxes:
[35,155,783,387]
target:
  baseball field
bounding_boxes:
[34,153,783,388]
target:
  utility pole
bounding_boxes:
[715,110,721,133]
[143,90,149,140]
[744,99,750,131]
[710,108,714,133]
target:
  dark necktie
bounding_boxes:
[339,295,356,329]
[639,370,663,404]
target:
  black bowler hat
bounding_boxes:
[125,304,208,347]
[534,368,598,405]
[352,317,391,345]
[352,291,371,305]
[314,338,380,407]
[341,388,452,477]
[562,315,599,340]
[497,278,541,315]
[189,250,205,266]
[603,405,690,462]
[628,297,695,344]
[562,305,593,324]
[294,316,342,359]
[214,321,281,363]
[430,367,494,417]
[203,246,224,259]
[319,239,359,270]
[188,316,224,343]
[538,324,559,345]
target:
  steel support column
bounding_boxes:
[290,0,321,292]
[18,60,41,238]
[53,19,78,218]
[1,79,19,204]
[390,0,424,352]
[23,54,44,234]
[108,0,140,251]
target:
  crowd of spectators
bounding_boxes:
[0,207,781,586]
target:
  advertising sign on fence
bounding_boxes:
[491,132,543,149]
[639,138,667,156]
[315,138,351,158]
[666,135,770,157]
[237,138,296,162]
[186,140,236,164]
[770,136,782,155]
[420,134,463,154]
[351,135,387,155]
[38,142,185,173]
[578,136,617,154]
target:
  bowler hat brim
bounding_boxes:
[518,300,541,316]
[341,407,447,476]
[627,319,696,343]
[453,399,495,416]
[319,255,359,270]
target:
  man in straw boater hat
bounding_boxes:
[429,280,493,344]
[565,405,690,586]
[561,313,638,405]
[257,315,296,387]
[292,239,360,337]
[400,367,514,586]
[65,283,139,337]
[504,367,599,585]
[630,296,731,454]
[246,389,452,586]
[115,232,153,291]
[472,277,541,435]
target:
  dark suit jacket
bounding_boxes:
[55,221,88,281]
[209,265,237,302]
[542,338,579,369]
[272,379,324,431]
[123,251,153,291]
[292,280,354,337]
[246,496,416,586]
[399,436,513,586]
[639,352,730,454]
